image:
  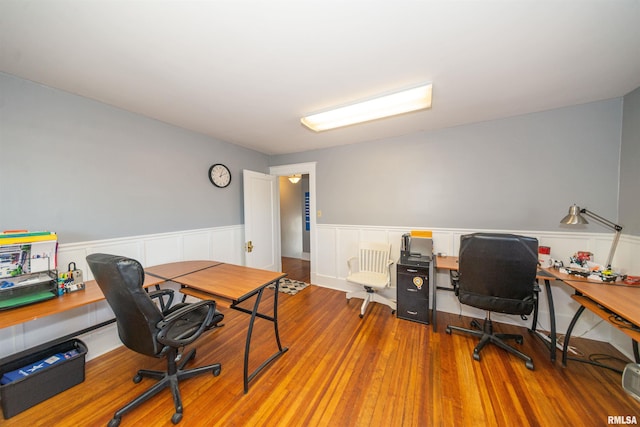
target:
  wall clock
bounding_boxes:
[208,164,231,188]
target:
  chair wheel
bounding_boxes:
[515,336,524,344]
[526,361,534,370]
[445,327,452,334]
[391,310,396,315]
[108,417,121,427]
[473,352,481,361]
[213,366,221,377]
[359,314,364,318]
[133,374,142,383]
[172,412,183,424]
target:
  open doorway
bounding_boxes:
[279,175,310,283]
[269,162,316,285]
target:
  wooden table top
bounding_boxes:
[434,255,459,271]
[172,263,286,303]
[566,279,640,327]
[434,255,630,284]
[0,274,164,329]
[145,260,222,280]
[0,260,287,329]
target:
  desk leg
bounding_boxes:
[563,305,585,367]
[235,279,289,394]
[431,263,437,331]
[634,340,639,363]
[530,279,557,362]
[546,279,557,362]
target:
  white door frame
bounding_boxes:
[269,162,317,282]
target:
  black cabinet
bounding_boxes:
[396,262,430,324]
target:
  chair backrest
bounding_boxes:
[86,253,163,357]
[357,241,392,274]
[457,233,538,315]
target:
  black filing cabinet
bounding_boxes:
[396,258,431,324]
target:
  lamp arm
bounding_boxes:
[581,208,623,269]
[581,208,623,232]
[605,229,622,270]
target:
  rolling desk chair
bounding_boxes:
[86,253,224,426]
[445,233,539,370]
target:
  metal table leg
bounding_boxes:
[232,278,289,393]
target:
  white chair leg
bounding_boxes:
[347,289,395,317]
[346,290,368,301]
[360,294,372,317]
[370,293,396,312]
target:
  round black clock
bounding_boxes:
[208,164,231,188]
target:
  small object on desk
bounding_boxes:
[623,275,640,286]
[57,262,85,294]
[538,246,552,268]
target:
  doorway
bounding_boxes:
[269,162,316,285]
[279,174,310,283]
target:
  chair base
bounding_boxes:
[445,317,534,370]
[108,348,221,427]
[346,287,396,318]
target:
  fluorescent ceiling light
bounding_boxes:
[301,83,432,132]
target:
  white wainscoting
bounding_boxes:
[0,225,245,361]
[311,224,640,360]
[2,223,637,362]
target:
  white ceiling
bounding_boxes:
[1,1,639,155]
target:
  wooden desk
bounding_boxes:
[562,279,640,370]
[2,260,288,394]
[147,261,288,393]
[434,256,561,362]
[435,256,640,368]
[0,275,164,329]
[144,260,222,282]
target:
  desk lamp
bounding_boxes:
[560,204,623,269]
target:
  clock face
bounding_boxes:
[209,164,231,188]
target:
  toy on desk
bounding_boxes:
[559,251,623,282]
[623,276,640,286]
[57,262,85,294]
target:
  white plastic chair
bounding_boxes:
[346,241,396,318]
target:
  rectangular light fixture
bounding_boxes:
[300,83,433,132]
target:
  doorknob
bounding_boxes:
[246,241,254,253]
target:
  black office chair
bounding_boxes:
[445,233,539,370]
[86,253,224,426]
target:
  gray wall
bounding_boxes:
[272,99,623,233]
[619,86,640,236]
[2,71,634,243]
[0,73,269,243]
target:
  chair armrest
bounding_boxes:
[385,259,394,279]
[450,270,460,295]
[533,281,541,293]
[156,300,217,348]
[347,256,358,275]
[148,289,175,314]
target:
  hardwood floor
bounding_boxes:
[281,256,310,283]
[4,274,638,426]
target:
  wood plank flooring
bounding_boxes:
[4,258,638,426]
